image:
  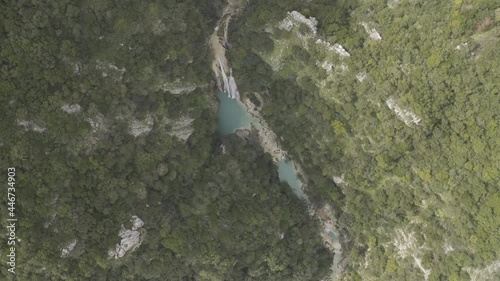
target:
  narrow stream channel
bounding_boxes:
[211,6,342,279]
[216,89,342,274]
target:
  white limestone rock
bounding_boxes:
[129,115,154,137]
[152,19,167,35]
[288,11,318,35]
[393,228,432,280]
[95,59,126,80]
[166,117,195,141]
[108,216,145,260]
[160,79,199,95]
[61,239,78,258]
[388,0,401,9]
[356,72,367,82]
[386,98,421,126]
[455,42,468,50]
[61,104,82,114]
[332,174,346,185]
[279,11,318,35]
[87,114,107,133]
[315,39,351,57]
[17,120,46,133]
[465,260,500,281]
[318,60,334,73]
[361,22,382,40]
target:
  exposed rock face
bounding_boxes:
[360,22,382,40]
[465,260,500,281]
[332,174,348,186]
[166,116,195,141]
[242,98,286,162]
[160,79,198,95]
[279,11,318,35]
[317,60,334,73]
[61,239,78,258]
[108,216,145,260]
[386,98,422,126]
[87,114,108,133]
[129,115,154,137]
[131,215,144,230]
[61,104,82,114]
[95,59,126,80]
[393,228,431,280]
[17,120,46,133]
[387,0,401,9]
[356,72,367,82]
[315,39,351,57]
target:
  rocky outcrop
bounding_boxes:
[465,260,500,281]
[108,216,145,260]
[242,98,286,162]
[95,59,126,80]
[386,98,422,126]
[61,239,78,258]
[129,115,154,137]
[17,120,46,133]
[165,116,195,141]
[360,22,382,40]
[279,11,318,35]
[159,79,197,95]
[315,39,351,57]
[61,104,82,114]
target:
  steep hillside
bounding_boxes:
[229,0,499,280]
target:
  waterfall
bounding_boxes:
[228,68,240,99]
[217,57,231,97]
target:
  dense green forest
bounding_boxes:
[229,0,499,280]
[0,0,332,280]
[1,0,499,280]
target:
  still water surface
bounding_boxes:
[216,92,255,135]
[216,91,341,277]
